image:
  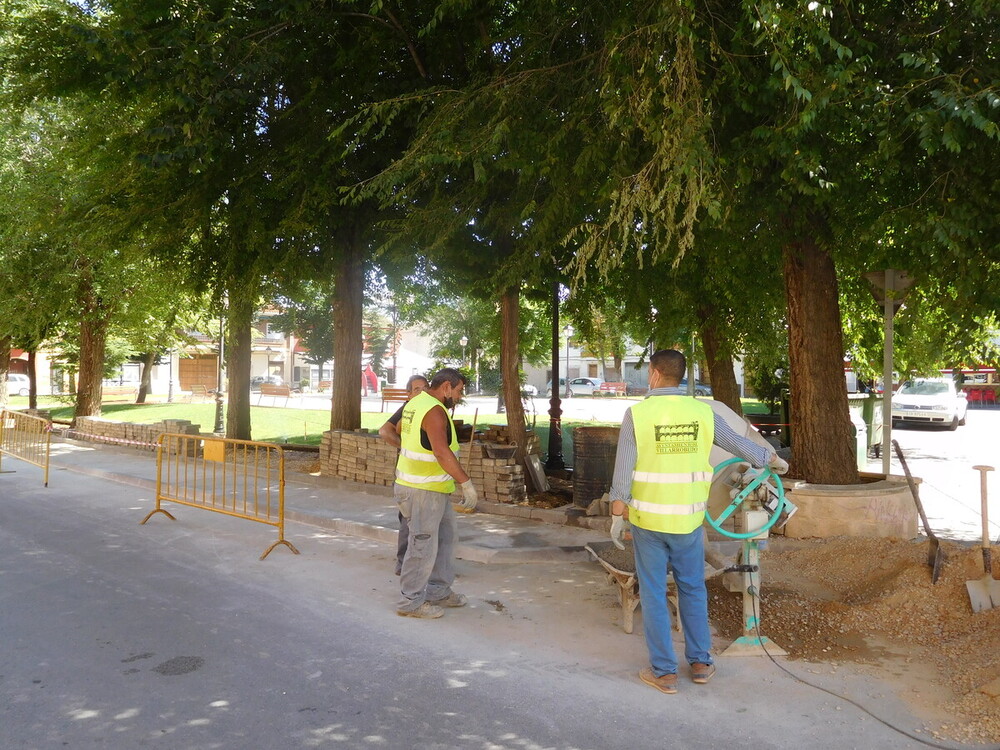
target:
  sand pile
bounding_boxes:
[708,537,1000,744]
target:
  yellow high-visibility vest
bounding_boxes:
[395,391,458,494]
[629,396,715,533]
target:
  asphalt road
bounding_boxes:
[0,461,932,749]
[873,407,1000,542]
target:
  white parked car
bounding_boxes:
[5,373,30,397]
[891,378,967,431]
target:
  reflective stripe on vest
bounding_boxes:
[630,395,715,534]
[395,391,459,494]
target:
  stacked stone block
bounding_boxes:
[71,416,201,452]
[320,428,529,503]
[481,424,542,455]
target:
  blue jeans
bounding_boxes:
[394,484,457,612]
[631,524,713,676]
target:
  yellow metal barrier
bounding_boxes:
[142,433,300,560]
[0,409,52,487]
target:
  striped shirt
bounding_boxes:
[609,387,773,505]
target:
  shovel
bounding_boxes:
[892,440,945,583]
[967,465,1000,613]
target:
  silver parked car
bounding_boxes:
[5,373,30,396]
[891,378,967,431]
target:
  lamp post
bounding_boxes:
[475,348,483,394]
[865,269,913,475]
[563,324,574,396]
[460,335,468,368]
[213,312,225,435]
[546,281,565,471]
[167,349,174,404]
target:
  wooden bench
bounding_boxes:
[381,388,409,412]
[186,384,212,403]
[257,383,293,406]
[318,380,332,392]
[598,381,628,397]
[102,385,138,402]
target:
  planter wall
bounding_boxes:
[781,472,918,539]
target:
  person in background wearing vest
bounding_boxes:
[609,349,788,693]
[379,374,430,576]
[394,368,478,619]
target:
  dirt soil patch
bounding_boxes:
[714,537,1000,745]
[283,450,321,475]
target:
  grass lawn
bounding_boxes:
[4,395,768,454]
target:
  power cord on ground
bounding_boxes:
[749,594,987,750]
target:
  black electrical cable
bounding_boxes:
[748,592,995,750]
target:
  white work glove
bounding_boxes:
[458,480,478,511]
[610,514,629,550]
[768,454,789,476]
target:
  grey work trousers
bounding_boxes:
[395,484,457,612]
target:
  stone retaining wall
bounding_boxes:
[70,416,202,451]
[320,428,533,504]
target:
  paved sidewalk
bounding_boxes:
[47,437,607,565]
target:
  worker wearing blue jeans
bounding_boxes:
[610,349,786,693]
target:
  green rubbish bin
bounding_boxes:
[847,393,882,464]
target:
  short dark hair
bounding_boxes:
[430,368,467,389]
[650,349,686,381]
[405,374,429,392]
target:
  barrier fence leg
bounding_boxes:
[141,442,176,524]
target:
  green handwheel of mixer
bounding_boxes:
[706,457,787,540]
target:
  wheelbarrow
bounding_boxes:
[584,540,680,635]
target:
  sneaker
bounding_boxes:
[691,662,716,684]
[430,592,468,608]
[639,667,678,694]
[396,602,444,619]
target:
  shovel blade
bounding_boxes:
[930,547,946,584]
[966,577,999,613]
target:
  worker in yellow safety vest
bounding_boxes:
[394,368,478,619]
[609,349,787,694]
[379,374,430,576]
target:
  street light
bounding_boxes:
[460,335,468,368]
[563,324,574,396]
[214,311,225,435]
[865,269,913,475]
[167,349,175,404]
[475,348,483,394]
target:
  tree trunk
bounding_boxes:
[136,351,156,404]
[0,335,10,408]
[499,285,531,469]
[27,350,38,410]
[697,310,742,415]
[226,282,256,440]
[783,236,858,484]
[76,317,107,419]
[330,228,363,431]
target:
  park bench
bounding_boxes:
[186,384,212,403]
[102,384,138,402]
[257,383,293,407]
[598,382,628,397]
[318,380,332,392]
[381,388,409,412]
